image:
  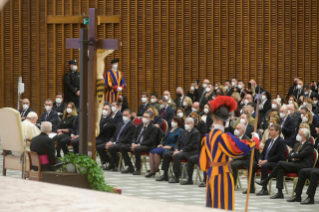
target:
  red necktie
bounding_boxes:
[161,108,166,118]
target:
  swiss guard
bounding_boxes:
[104,58,126,102]
[198,96,260,210]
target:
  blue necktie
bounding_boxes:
[265,139,274,160]
[137,126,146,143]
[115,123,126,142]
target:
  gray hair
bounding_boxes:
[237,123,245,133]
[301,128,310,140]
[176,87,184,92]
[41,121,52,133]
[26,111,38,119]
[185,117,194,124]
[305,103,312,112]
[287,104,294,112]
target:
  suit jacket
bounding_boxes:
[312,114,319,126]
[195,121,207,139]
[175,127,200,153]
[137,102,150,117]
[286,85,296,100]
[97,115,116,141]
[159,106,175,126]
[111,120,136,145]
[259,137,286,162]
[53,102,67,119]
[293,89,304,100]
[186,90,199,102]
[281,115,296,147]
[18,108,33,121]
[40,110,59,133]
[120,95,129,112]
[132,122,158,149]
[201,114,213,133]
[259,99,271,115]
[113,110,123,127]
[71,115,80,135]
[199,92,214,109]
[254,85,263,94]
[290,112,300,129]
[287,140,314,173]
[152,115,163,128]
[30,132,59,171]
[244,124,254,139]
[184,107,192,117]
[174,96,185,108]
[226,87,234,96]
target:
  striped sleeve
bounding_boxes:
[105,71,113,88]
[198,135,209,171]
[120,72,126,88]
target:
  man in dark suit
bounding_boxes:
[136,92,150,117]
[30,121,60,171]
[245,124,286,195]
[121,111,158,175]
[286,77,299,100]
[157,117,200,183]
[101,109,136,171]
[111,101,123,126]
[279,105,295,147]
[225,80,233,96]
[19,98,33,121]
[256,128,314,199]
[196,79,210,102]
[293,80,304,100]
[53,93,67,119]
[174,87,185,108]
[249,79,263,94]
[158,96,175,125]
[64,59,80,108]
[239,113,254,139]
[40,99,59,133]
[303,85,313,98]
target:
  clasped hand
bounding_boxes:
[258,160,267,167]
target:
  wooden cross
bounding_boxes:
[66,8,119,159]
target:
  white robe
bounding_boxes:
[21,119,41,151]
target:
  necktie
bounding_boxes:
[45,113,49,121]
[296,143,302,152]
[179,132,188,150]
[137,126,146,143]
[115,123,126,142]
[265,139,274,160]
[161,108,166,118]
[177,98,180,107]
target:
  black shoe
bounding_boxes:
[156,175,169,181]
[169,177,180,183]
[242,189,255,194]
[198,182,206,187]
[111,166,119,172]
[145,172,156,178]
[255,179,268,186]
[132,170,141,175]
[256,189,269,196]
[301,197,314,205]
[121,166,134,174]
[287,195,302,202]
[103,164,115,170]
[180,180,193,185]
[270,193,284,199]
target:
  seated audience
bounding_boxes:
[40,99,59,132]
[146,105,163,128]
[30,122,60,171]
[146,116,183,178]
[150,93,160,111]
[287,104,299,128]
[175,107,186,128]
[260,118,282,148]
[163,90,176,109]
[301,111,316,137]
[199,83,214,109]
[186,82,199,102]
[238,94,253,111]
[121,111,157,175]
[19,98,33,121]
[200,103,213,133]
[174,87,185,108]
[286,77,299,100]
[256,128,314,199]
[111,101,123,126]
[272,99,281,111]
[189,112,207,139]
[224,80,232,96]
[54,102,78,157]
[304,102,319,126]
[136,92,150,117]
[158,96,175,125]
[279,105,295,147]
[21,112,41,150]
[182,96,193,116]
[53,93,67,119]
[191,101,200,114]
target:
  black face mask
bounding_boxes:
[177,92,182,98]
[293,81,297,87]
[118,99,123,103]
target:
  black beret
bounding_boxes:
[111,58,119,64]
[69,60,77,65]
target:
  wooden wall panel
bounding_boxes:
[1,0,319,114]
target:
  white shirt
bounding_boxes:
[214,124,225,132]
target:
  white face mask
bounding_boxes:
[177,112,184,118]
[111,106,117,112]
[279,112,285,118]
[215,86,219,90]
[45,106,52,111]
[66,108,72,114]
[240,118,246,125]
[159,104,165,109]
[72,65,78,71]
[288,100,292,104]
[244,100,249,105]
[303,102,307,106]
[185,124,191,131]
[123,116,129,122]
[56,98,62,104]
[234,129,240,137]
[102,110,108,116]
[262,95,266,101]
[302,117,308,123]
[142,117,149,124]
[314,100,318,105]
[202,83,207,88]
[22,104,29,110]
[276,97,281,103]
[164,96,169,100]
[297,85,301,89]
[203,108,209,114]
[171,121,177,128]
[296,134,302,142]
[190,86,195,91]
[224,86,229,90]
[182,102,188,107]
[112,64,118,71]
[191,107,198,112]
[304,91,308,95]
[237,84,242,89]
[141,97,147,103]
[150,98,156,103]
[288,110,291,115]
[205,87,211,92]
[269,123,273,127]
[301,114,304,119]
[271,104,277,109]
[231,82,236,87]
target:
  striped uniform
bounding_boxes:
[104,69,126,102]
[198,129,256,211]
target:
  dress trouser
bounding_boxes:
[71,137,80,154]
[173,151,197,177]
[294,168,319,197]
[161,151,174,176]
[250,161,278,190]
[230,159,250,186]
[187,154,198,180]
[59,135,71,155]
[121,145,152,170]
[267,161,298,190]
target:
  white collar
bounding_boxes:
[214,124,225,132]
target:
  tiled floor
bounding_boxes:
[1,142,318,212]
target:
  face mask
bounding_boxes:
[237,84,242,89]
[185,124,191,131]
[234,129,240,137]
[164,96,169,100]
[171,121,177,128]
[301,114,304,119]
[215,86,219,90]
[190,86,195,91]
[159,104,165,109]
[297,85,301,89]
[142,117,149,124]
[112,64,118,70]
[296,134,302,142]
[191,107,197,112]
[271,104,277,109]
[224,86,229,90]
[288,110,291,115]
[279,113,285,118]
[56,98,62,104]
[288,100,292,104]
[111,106,117,112]
[202,83,207,88]
[66,108,72,114]
[304,91,308,95]
[182,102,188,107]
[276,97,281,103]
[231,82,236,87]
[45,106,52,111]
[176,92,182,97]
[244,100,249,105]
[177,112,184,118]
[150,98,156,103]
[240,118,246,125]
[102,110,108,116]
[22,104,29,110]
[302,117,308,123]
[262,95,266,101]
[303,102,306,106]
[315,100,318,105]
[72,65,78,71]
[203,108,209,114]
[141,97,147,103]
[205,87,211,92]
[123,116,129,122]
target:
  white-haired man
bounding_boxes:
[21,112,41,150]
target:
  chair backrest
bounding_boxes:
[285,145,290,161]
[310,136,315,145]
[27,151,41,181]
[0,108,24,152]
[133,117,143,126]
[313,149,318,168]
[161,120,168,134]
